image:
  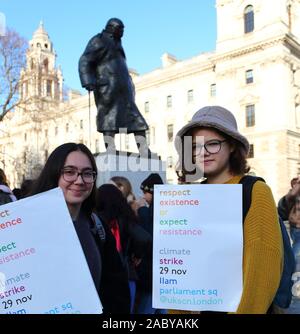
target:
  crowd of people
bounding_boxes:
[1,105,300,314]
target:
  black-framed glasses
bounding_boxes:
[61,168,97,184]
[192,139,227,155]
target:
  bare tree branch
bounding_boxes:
[0,27,27,121]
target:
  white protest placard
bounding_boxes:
[153,184,243,312]
[0,188,102,314]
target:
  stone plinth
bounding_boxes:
[95,151,166,197]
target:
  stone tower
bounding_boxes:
[19,21,63,104]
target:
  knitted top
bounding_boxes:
[227,175,283,313]
[168,175,283,314]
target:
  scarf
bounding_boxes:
[109,219,122,253]
[0,185,17,202]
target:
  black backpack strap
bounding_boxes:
[91,212,106,242]
[239,175,265,223]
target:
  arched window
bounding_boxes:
[244,5,254,33]
[43,58,48,72]
[47,80,52,96]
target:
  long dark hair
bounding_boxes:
[96,184,138,225]
[30,143,98,215]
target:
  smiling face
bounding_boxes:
[191,127,235,184]
[58,150,95,219]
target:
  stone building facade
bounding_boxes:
[1,0,300,201]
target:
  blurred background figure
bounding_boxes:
[134,173,166,314]
[12,187,22,200]
[96,183,151,313]
[20,179,34,199]
[13,179,34,200]
[278,176,300,298]
[0,168,17,204]
[110,176,136,206]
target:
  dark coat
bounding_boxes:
[0,190,12,205]
[97,212,151,314]
[136,204,153,292]
[78,31,148,134]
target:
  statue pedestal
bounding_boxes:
[95,151,166,197]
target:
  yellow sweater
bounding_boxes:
[169,175,283,314]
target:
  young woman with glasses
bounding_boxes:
[30,143,105,311]
[173,106,283,314]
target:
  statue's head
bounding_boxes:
[105,18,124,39]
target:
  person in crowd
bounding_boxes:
[278,176,300,297]
[20,179,34,198]
[110,176,136,206]
[0,168,17,204]
[95,183,151,314]
[135,173,167,314]
[12,188,22,200]
[173,105,283,314]
[29,143,105,312]
[108,176,140,312]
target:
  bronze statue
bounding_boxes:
[79,18,150,155]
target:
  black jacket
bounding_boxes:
[0,190,12,206]
[79,31,148,134]
[97,213,151,314]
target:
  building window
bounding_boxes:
[167,124,174,142]
[167,156,173,168]
[43,58,48,72]
[151,127,156,145]
[95,139,99,153]
[144,101,150,113]
[66,123,69,133]
[248,144,254,158]
[24,133,27,141]
[47,80,52,96]
[167,95,172,108]
[80,120,83,129]
[23,152,26,164]
[187,90,194,103]
[146,130,150,146]
[210,84,216,97]
[244,5,254,34]
[246,70,253,84]
[44,150,48,162]
[246,104,255,127]
[23,82,28,97]
[288,4,292,30]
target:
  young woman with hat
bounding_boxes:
[174,106,283,314]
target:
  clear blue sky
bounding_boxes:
[1,0,217,92]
